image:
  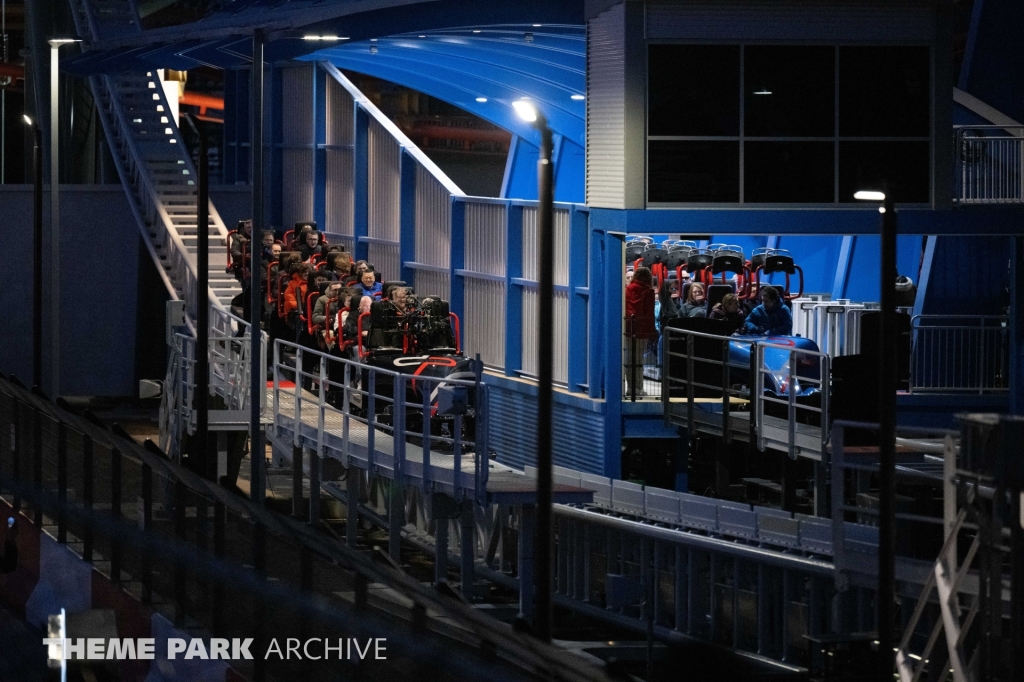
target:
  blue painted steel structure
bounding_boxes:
[52,0,1024,477]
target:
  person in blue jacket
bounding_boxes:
[743,286,792,336]
[356,269,383,297]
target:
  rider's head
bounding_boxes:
[359,296,373,314]
[761,286,780,310]
[361,270,376,288]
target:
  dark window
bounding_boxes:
[838,141,930,203]
[744,46,835,137]
[840,47,930,137]
[648,45,740,136]
[648,141,740,202]
[744,142,835,203]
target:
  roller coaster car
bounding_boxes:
[357,298,477,443]
[663,318,824,425]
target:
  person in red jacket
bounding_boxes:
[283,262,314,324]
[625,267,656,397]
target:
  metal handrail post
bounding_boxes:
[686,334,694,434]
[788,350,797,460]
[342,362,351,467]
[421,381,431,493]
[293,347,303,449]
[367,371,376,472]
[393,374,405,483]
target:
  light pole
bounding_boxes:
[513,98,555,642]
[47,38,80,398]
[854,188,897,677]
[23,115,42,390]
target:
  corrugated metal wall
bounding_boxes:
[414,164,451,298]
[463,201,506,369]
[489,384,605,474]
[586,3,626,208]
[281,66,314,228]
[325,76,354,250]
[520,207,570,383]
[367,118,401,279]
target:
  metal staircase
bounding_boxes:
[70,0,241,326]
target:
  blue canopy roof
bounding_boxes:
[299,25,585,148]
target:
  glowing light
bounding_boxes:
[475,97,488,103]
[854,190,886,201]
[570,94,585,100]
[22,114,32,125]
[302,35,349,41]
[512,100,538,123]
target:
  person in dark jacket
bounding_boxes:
[743,286,793,336]
[680,282,707,318]
[298,230,325,261]
[709,293,747,333]
[625,267,656,397]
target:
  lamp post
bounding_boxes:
[854,188,898,677]
[23,115,42,390]
[47,38,80,398]
[513,99,555,642]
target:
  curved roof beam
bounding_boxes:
[302,26,585,147]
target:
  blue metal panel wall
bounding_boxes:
[488,383,606,474]
[353,107,369,261]
[312,67,328,230]
[554,139,586,203]
[916,235,1011,315]
[503,140,539,201]
[839,234,926,303]
[959,0,1024,123]
[223,68,250,185]
[0,187,147,396]
[501,138,586,203]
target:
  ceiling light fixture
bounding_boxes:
[570,94,585,100]
[753,89,772,95]
[302,35,348,41]
[475,97,488,103]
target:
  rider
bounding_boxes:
[742,286,792,336]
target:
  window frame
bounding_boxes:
[645,41,933,208]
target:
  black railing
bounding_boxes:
[0,374,611,682]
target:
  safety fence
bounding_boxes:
[0,374,610,682]
[270,339,490,505]
[909,315,1009,394]
[790,298,878,357]
[661,328,829,460]
[955,125,1024,204]
[159,307,267,457]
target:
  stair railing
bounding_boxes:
[101,71,229,322]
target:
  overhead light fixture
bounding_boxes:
[512,100,538,123]
[475,97,488,103]
[854,190,886,202]
[370,38,377,42]
[533,24,542,27]
[753,89,772,95]
[418,35,426,38]
[472,30,481,34]
[48,38,81,46]
[22,114,32,126]
[302,35,349,41]
[570,94,585,100]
